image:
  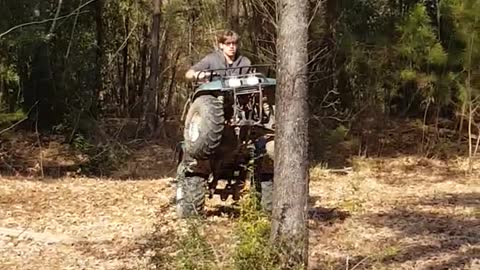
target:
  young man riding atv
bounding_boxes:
[185,30,251,80]
[176,30,275,218]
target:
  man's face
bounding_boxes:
[220,38,238,58]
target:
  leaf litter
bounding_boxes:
[0,129,479,269]
[0,177,173,270]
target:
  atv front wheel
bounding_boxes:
[184,95,224,160]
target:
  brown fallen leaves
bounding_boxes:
[0,154,478,270]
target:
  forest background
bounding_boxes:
[0,0,479,172]
[1,1,479,269]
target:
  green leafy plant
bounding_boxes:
[175,218,218,270]
[233,190,278,270]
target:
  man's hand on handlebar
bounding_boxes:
[196,71,219,81]
[185,69,219,81]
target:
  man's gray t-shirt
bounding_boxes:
[191,50,251,76]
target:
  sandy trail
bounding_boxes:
[0,156,478,270]
[0,177,174,270]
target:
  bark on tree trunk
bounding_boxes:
[249,0,276,64]
[164,51,181,120]
[94,0,104,118]
[147,0,162,133]
[226,0,240,32]
[155,27,169,120]
[0,64,3,108]
[135,24,149,118]
[121,15,129,116]
[270,0,310,268]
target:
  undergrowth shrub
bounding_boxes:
[173,188,308,269]
[0,110,25,127]
[71,132,129,176]
[175,217,218,270]
[233,190,279,270]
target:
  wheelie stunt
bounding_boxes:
[175,30,276,218]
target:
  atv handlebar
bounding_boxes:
[193,64,275,84]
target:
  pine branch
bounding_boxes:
[48,0,64,36]
[0,0,97,39]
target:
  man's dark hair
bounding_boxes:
[217,30,240,44]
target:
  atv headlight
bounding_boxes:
[246,76,260,86]
[227,78,242,88]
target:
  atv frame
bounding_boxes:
[175,65,276,218]
[182,64,276,128]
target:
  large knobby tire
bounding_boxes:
[260,181,273,213]
[254,174,273,213]
[175,162,206,218]
[184,95,224,160]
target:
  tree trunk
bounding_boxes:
[249,0,276,64]
[121,14,129,116]
[155,27,169,120]
[0,64,3,108]
[27,41,58,129]
[94,0,104,118]
[270,0,310,268]
[226,0,240,32]
[164,51,181,120]
[133,24,149,118]
[146,0,163,133]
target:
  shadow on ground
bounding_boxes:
[205,205,241,218]
[0,129,179,179]
[351,156,477,186]
[138,204,178,269]
[364,192,479,270]
[312,117,471,170]
[202,195,351,223]
[308,207,351,225]
[310,192,479,270]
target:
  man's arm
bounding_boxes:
[237,56,252,74]
[243,56,252,66]
[185,69,203,80]
[185,54,212,80]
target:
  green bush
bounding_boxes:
[233,191,279,270]
[176,218,218,270]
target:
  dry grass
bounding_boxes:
[0,177,173,270]
[308,156,479,270]
[1,154,477,270]
[0,126,479,269]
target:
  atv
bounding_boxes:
[175,65,276,218]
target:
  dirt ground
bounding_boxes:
[307,157,479,270]
[0,177,173,270]
[0,129,479,270]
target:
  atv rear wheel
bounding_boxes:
[175,161,207,218]
[254,174,273,213]
[260,181,273,212]
[184,95,224,160]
